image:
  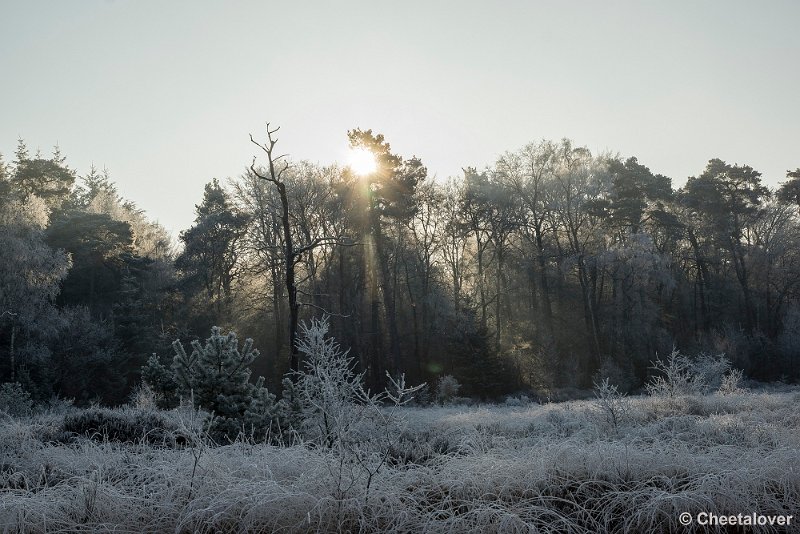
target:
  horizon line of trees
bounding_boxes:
[2,133,800,404]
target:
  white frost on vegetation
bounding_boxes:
[1,386,799,532]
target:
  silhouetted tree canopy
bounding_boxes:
[1,135,799,403]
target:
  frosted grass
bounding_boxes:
[2,389,799,533]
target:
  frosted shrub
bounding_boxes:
[646,349,738,398]
[718,368,745,395]
[62,407,181,445]
[290,318,366,446]
[646,349,705,397]
[39,395,75,415]
[435,374,461,404]
[128,382,161,410]
[291,317,422,447]
[290,316,423,500]
[692,352,732,391]
[504,394,531,407]
[0,382,33,417]
[593,378,631,435]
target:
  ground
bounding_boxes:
[1,386,799,533]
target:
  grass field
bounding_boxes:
[1,386,799,533]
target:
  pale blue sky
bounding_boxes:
[2,1,798,236]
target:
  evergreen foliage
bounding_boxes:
[10,141,76,209]
[171,327,276,442]
[0,382,33,417]
[140,354,177,408]
[50,306,127,404]
[3,133,800,403]
[175,179,249,329]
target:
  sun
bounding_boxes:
[347,147,377,176]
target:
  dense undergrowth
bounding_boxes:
[1,385,798,533]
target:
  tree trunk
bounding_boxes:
[476,233,488,331]
[495,246,504,350]
[577,257,601,381]
[370,212,400,376]
[687,229,711,332]
[9,324,16,383]
[534,223,555,338]
[367,245,384,390]
[274,181,300,376]
[729,237,755,332]
[271,262,283,356]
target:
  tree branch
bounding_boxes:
[298,301,351,318]
[293,236,359,258]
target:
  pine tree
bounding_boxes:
[175,180,249,326]
[171,327,276,441]
[141,353,177,407]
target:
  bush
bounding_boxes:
[692,352,732,391]
[140,353,177,408]
[593,358,637,393]
[285,317,368,446]
[646,349,734,397]
[289,317,423,447]
[593,377,631,435]
[0,382,33,417]
[129,382,161,410]
[504,394,532,407]
[435,375,461,404]
[718,368,745,395]
[288,317,423,501]
[62,407,182,445]
[39,395,75,415]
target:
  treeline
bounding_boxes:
[0,142,174,404]
[2,133,800,403]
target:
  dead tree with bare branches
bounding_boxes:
[250,123,351,375]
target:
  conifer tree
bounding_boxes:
[175,180,248,325]
[141,353,177,407]
[11,141,76,210]
[171,327,276,441]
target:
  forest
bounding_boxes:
[2,127,800,405]
[3,128,800,532]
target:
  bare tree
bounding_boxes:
[250,123,350,375]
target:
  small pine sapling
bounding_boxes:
[140,354,177,408]
[171,327,277,442]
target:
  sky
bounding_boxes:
[2,0,799,237]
